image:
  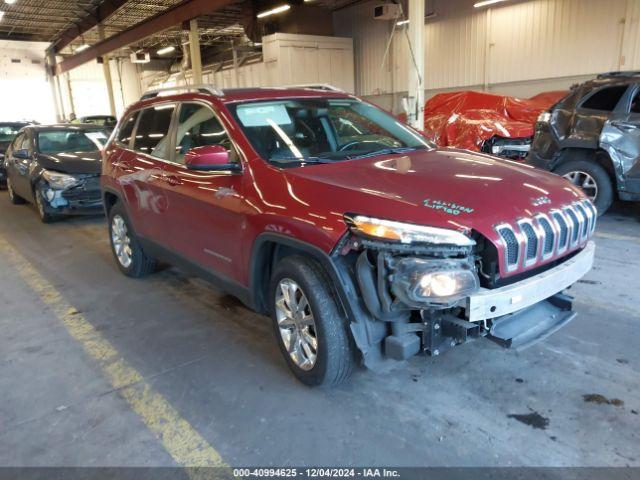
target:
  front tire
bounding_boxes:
[555,158,613,215]
[7,177,25,205]
[34,185,54,223]
[108,202,157,277]
[269,255,356,386]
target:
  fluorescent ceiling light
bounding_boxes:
[256,4,290,19]
[473,0,509,7]
[75,44,90,52]
[396,19,409,26]
[157,46,176,55]
[4,0,16,4]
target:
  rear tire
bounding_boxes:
[269,255,356,386]
[555,158,613,215]
[7,177,25,205]
[108,202,157,278]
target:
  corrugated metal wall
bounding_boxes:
[334,0,640,99]
[65,59,141,119]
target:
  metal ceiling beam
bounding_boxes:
[52,0,130,53]
[56,0,235,75]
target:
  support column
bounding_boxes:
[65,72,76,120]
[55,75,66,121]
[407,0,424,129]
[102,56,117,116]
[189,18,203,84]
[46,51,63,122]
[99,25,117,116]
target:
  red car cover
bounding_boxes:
[423,90,567,151]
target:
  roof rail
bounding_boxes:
[596,71,640,79]
[140,84,224,101]
[285,84,344,92]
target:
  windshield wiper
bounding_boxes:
[350,146,427,160]
[270,156,335,164]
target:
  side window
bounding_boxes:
[580,86,628,112]
[133,105,175,159]
[20,133,33,151]
[629,89,640,114]
[174,103,232,164]
[11,133,24,152]
[117,111,138,146]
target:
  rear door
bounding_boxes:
[600,85,640,194]
[119,104,176,242]
[572,84,629,147]
[158,101,246,282]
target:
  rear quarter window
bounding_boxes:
[580,85,628,112]
[132,105,175,159]
[117,111,139,146]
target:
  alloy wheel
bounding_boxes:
[563,170,598,202]
[275,278,318,371]
[111,214,133,268]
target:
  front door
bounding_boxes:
[9,131,36,200]
[159,102,246,282]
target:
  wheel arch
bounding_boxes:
[102,188,120,216]
[554,147,618,189]
[249,233,351,318]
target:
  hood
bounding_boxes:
[284,148,586,239]
[36,150,102,175]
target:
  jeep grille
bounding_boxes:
[495,200,596,273]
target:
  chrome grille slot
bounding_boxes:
[574,203,589,240]
[537,215,555,257]
[581,200,597,235]
[496,224,519,271]
[551,210,569,252]
[564,207,580,245]
[518,220,538,265]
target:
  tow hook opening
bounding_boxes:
[384,312,482,361]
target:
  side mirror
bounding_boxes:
[13,149,31,160]
[184,145,240,171]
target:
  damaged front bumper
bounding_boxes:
[40,175,103,215]
[466,241,595,322]
[350,235,595,364]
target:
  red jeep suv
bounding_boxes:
[101,85,596,386]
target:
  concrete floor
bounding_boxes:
[0,194,638,468]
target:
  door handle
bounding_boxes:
[611,121,637,132]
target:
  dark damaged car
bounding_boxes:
[0,122,31,189]
[528,71,640,214]
[5,125,108,222]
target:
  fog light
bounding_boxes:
[391,257,479,308]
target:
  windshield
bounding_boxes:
[228,98,432,166]
[0,123,26,142]
[37,129,109,154]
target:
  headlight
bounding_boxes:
[537,112,551,123]
[390,257,479,307]
[42,170,82,190]
[347,215,475,246]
